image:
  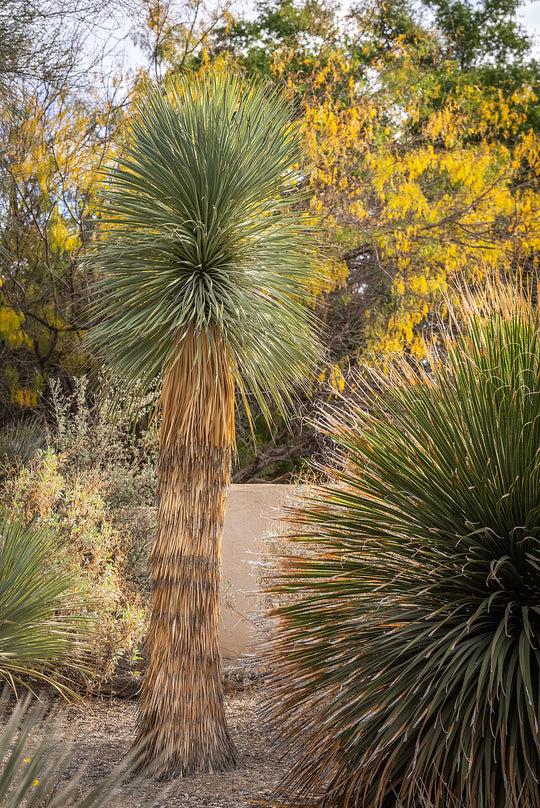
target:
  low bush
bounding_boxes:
[2,449,147,689]
[49,375,158,510]
[265,282,540,808]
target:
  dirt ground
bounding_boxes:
[41,681,292,808]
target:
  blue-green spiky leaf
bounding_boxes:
[88,70,324,422]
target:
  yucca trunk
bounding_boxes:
[135,328,238,778]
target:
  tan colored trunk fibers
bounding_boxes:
[135,328,238,778]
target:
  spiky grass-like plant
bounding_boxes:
[88,69,323,777]
[0,512,89,697]
[0,694,153,807]
[265,283,540,808]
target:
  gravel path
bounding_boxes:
[41,686,291,808]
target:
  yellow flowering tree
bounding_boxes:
[214,0,539,361]
[0,78,121,415]
[254,28,536,360]
[301,52,540,355]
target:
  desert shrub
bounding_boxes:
[120,507,155,600]
[2,449,147,688]
[0,512,89,697]
[265,282,540,808]
[49,375,158,510]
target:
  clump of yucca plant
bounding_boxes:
[0,511,90,697]
[265,281,540,808]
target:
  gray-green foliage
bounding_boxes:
[89,69,323,423]
[49,375,158,509]
[265,283,540,807]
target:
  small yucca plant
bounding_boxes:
[265,282,540,808]
[0,420,46,481]
[0,512,90,696]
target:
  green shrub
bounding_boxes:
[0,512,89,697]
[120,507,155,600]
[265,283,540,808]
[49,375,158,510]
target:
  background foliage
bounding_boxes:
[0,0,539,475]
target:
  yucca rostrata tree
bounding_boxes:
[265,281,540,808]
[88,70,322,778]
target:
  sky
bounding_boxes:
[521,0,540,52]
